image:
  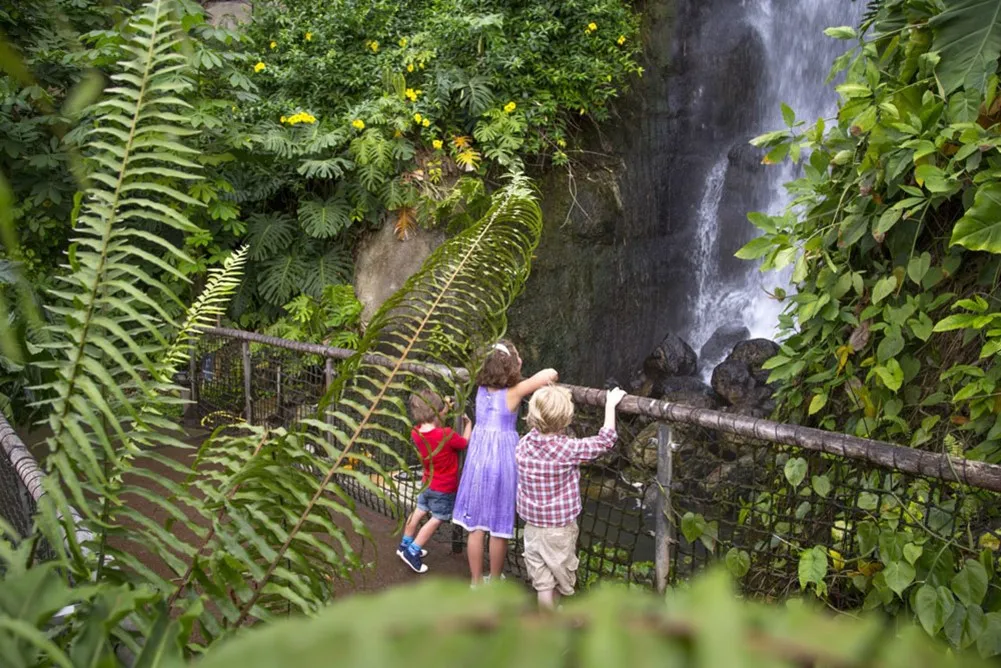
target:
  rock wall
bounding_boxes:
[507,0,681,386]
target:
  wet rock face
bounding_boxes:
[698,324,750,369]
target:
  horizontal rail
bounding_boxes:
[200,327,1001,494]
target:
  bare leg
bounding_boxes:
[537,589,556,609]
[467,530,485,585]
[488,536,507,579]
[403,508,427,540]
[414,517,442,548]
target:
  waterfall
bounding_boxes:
[680,0,864,364]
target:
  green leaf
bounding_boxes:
[883,561,916,598]
[811,475,832,498]
[781,102,795,127]
[872,276,898,304]
[930,0,1001,94]
[876,208,902,235]
[734,236,774,260]
[681,512,707,544]
[914,584,955,637]
[725,548,751,578]
[873,359,904,392]
[914,164,953,193]
[824,26,857,40]
[977,612,1001,658]
[907,252,932,284]
[784,457,808,487]
[298,196,352,239]
[904,543,923,565]
[951,183,1001,253]
[798,546,828,589]
[807,392,828,416]
[952,560,988,606]
[946,604,986,650]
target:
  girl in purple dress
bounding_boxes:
[452,340,558,586]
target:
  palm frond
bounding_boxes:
[231,173,543,624]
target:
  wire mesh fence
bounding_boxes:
[182,329,1001,599]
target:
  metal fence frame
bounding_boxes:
[4,326,1001,598]
[187,328,1001,596]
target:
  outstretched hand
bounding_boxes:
[605,387,626,409]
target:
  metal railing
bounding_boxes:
[188,327,1001,599]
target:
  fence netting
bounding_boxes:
[188,331,1001,601]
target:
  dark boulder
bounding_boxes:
[643,333,697,378]
[698,324,750,367]
[711,358,759,406]
[728,338,780,384]
[652,375,721,410]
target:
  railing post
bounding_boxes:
[242,341,253,424]
[324,357,335,446]
[655,423,673,595]
[451,385,464,554]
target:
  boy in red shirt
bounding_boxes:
[397,389,472,573]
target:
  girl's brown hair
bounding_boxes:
[409,390,444,425]
[475,339,521,389]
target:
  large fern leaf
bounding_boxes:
[231,175,543,624]
[298,196,352,239]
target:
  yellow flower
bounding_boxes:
[369,40,380,52]
[405,88,419,102]
[407,63,414,73]
[352,119,365,130]
[586,22,597,33]
[270,40,277,49]
[413,112,423,123]
[399,37,408,47]
[253,61,266,73]
[504,101,516,113]
[617,35,626,45]
[422,118,430,127]
[280,115,287,123]
[305,31,313,41]
[432,139,443,150]
[418,61,425,69]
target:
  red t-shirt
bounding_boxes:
[411,426,468,494]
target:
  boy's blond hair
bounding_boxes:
[527,385,574,434]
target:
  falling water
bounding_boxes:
[684,0,864,362]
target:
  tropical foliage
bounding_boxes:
[739,0,1001,653]
[0,0,546,662]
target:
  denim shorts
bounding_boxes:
[417,490,456,521]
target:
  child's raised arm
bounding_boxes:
[460,414,472,440]
[507,368,559,411]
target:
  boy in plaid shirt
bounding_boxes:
[516,385,626,609]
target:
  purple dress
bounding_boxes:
[452,386,518,538]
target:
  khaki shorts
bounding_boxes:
[523,522,579,596]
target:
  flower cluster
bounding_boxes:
[253,61,266,73]
[432,139,443,150]
[617,35,626,45]
[366,40,380,53]
[503,101,516,113]
[305,31,313,41]
[413,112,430,127]
[404,88,422,102]
[399,37,408,47]
[281,111,317,125]
[585,21,598,33]
[270,40,277,49]
[352,119,366,130]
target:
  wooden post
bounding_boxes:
[188,341,198,409]
[242,341,253,424]
[655,423,673,595]
[276,363,282,425]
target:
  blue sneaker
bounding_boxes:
[397,542,427,558]
[397,546,428,574]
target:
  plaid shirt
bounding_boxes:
[516,427,618,527]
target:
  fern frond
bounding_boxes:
[158,246,248,379]
[232,173,543,625]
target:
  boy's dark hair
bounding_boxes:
[409,390,445,425]
[475,339,521,388]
